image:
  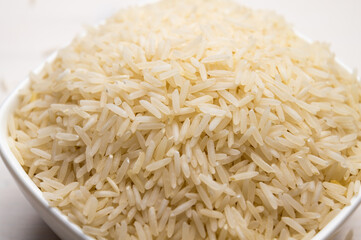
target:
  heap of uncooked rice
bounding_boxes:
[9,0,361,239]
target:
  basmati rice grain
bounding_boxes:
[172,199,197,216]
[30,147,51,160]
[199,208,223,219]
[148,207,158,236]
[259,182,278,210]
[167,213,176,238]
[55,132,79,141]
[134,221,147,240]
[282,217,306,235]
[251,152,274,173]
[229,171,259,181]
[145,158,171,172]
[158,207,171,232]
[192,210,206,238]
[139,100,162,119]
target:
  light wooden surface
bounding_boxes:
[0,0,360,239]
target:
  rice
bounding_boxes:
[145,157,172,172]
[282,217,306,235]
[229,171,259,181]
[30,147,51,160]
[8,0,361,239]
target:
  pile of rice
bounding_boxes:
[8,0,361,239]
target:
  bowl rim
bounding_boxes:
[0,33,360,240]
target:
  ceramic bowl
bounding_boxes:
[0,34,360,240]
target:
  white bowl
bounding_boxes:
[0,41,360,240]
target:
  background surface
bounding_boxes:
[0,0,360,239]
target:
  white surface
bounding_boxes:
[0,0,360,239]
